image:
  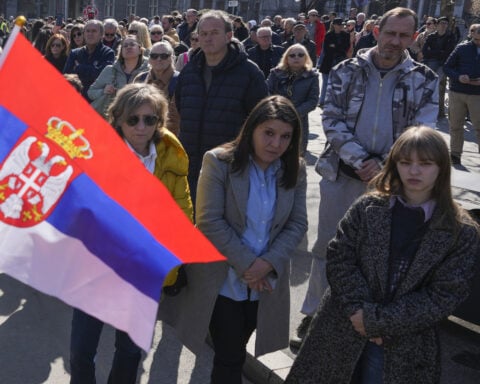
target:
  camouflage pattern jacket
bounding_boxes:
[318,48,438,181]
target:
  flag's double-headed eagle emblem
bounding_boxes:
[0,116,91,227]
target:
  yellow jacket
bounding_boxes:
[154,129,193,222]
[154,130,193,287]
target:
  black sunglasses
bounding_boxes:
[125,115,159,126]
[288,52,306,59]
[73,32,83,37]
[150,31,163,35]
[128,29,138,34]
[150,52,171,60]
[104,33,116,37]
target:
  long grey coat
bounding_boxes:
[159,148,308,357]
[286,195,479,384]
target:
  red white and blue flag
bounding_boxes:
[0,23,224,351]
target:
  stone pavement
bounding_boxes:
[1,106,479,384]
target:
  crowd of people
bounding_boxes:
[1,5,480,384]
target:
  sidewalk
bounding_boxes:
[243,107,480,384]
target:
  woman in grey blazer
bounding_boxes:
[159,96,307,383]
[286,126,480,384]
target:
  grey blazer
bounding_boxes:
[159,148,307,357]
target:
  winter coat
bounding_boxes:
[266,67,319,132]
[319,30,350,74]
[286,194,479,384]
[175,40,268,199]
[158,147,307,357]
[63,43,115,101]
[153,130,193,222]
[88,58,150,118]
[247,44,285,79]
[444,40,480,95]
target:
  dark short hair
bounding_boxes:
[198,10,232,33]
[379,7,417,33]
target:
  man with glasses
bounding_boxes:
[291,7,438,349]
[173,10,267,203]
[102,18,121,52]
[422,16,457,120]
[247,26,284,78]
[64,19,115,101]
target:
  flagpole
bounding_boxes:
[0,16,27,70]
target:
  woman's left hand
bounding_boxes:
[243,258,273,284]
[350,309,367,336]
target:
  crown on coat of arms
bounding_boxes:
[45,117,93,159]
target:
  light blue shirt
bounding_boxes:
[219,158,280,301]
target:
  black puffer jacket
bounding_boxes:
[176,41,268,200]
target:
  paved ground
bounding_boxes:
[1,99,479,383]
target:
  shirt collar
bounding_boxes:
[124,140,157,161]
[390,195,436,222]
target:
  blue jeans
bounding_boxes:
[360,342,384,384]
[319,73,329,105]
[70,309,141,384]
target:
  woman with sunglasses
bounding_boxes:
[267,44,319,154]
[44,33,69,72]
[127,20,152,56]
[68,24,85,53]
[70,83,193,384]
[135,41,180,136]
[88,35,149,118]
[149,24,164,45]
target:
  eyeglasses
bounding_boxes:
[426,22,435,25]
[150,31,163,35]
[288,52,306,59]
[150,52,171,60]
[190,37,199,42]
[125,115,159,126]
[73,32,83,37]
[128,29,138,34]
[51,43,63,48]
[104,33,116,37]
[122,42,138,48]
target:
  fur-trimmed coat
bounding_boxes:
[286,195,479,384]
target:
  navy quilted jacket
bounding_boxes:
[176,41,268,199]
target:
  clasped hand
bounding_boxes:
[350,309,383,345]
[243,258,273,293]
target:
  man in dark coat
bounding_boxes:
[247,26,284,78]
[175,10,268,202]
[63,19,114,101]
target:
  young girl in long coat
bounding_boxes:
[286,126,480,384]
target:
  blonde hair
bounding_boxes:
[277,43,313,71]
[129,20,152,50]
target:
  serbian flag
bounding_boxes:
[0,20,224,351]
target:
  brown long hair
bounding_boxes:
[218,95,302,189]
[369,126,479,231]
